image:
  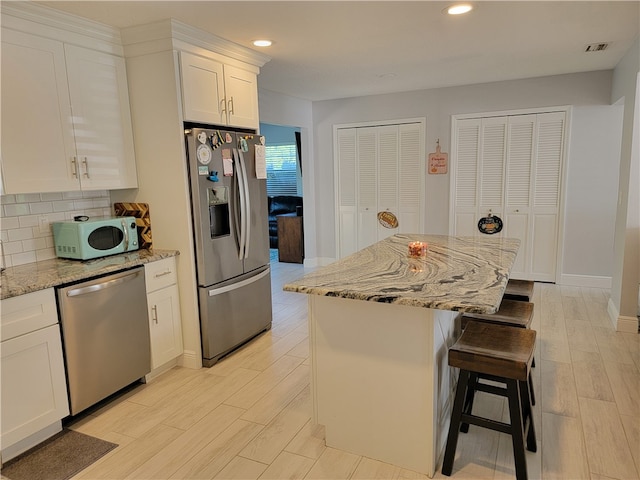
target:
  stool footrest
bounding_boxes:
[461,413,511,434]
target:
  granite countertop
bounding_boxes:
[0,249,179,300]
[284,234,519,314]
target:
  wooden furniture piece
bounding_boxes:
[462,298,536,401]
[504,279,535,302]
[442,321,537,480]
[277,213,304,263]
[461,299,534,329]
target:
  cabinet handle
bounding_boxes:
[71,157,79,178]
[220,98,227,116]
[154,270,172,278]
[228,96,235,115]
[82,157,90,178]
[152,305,158,324]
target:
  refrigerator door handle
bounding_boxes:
[233,149,247,260]
[237,150,251,259]
[207,267,271,296]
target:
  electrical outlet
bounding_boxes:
[38,215,49,234]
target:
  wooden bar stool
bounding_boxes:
[462,299,536,406]
[504,279,534,302]
[442,321,537,480]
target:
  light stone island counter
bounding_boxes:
[284,234,519,477]
[1,249,179,300]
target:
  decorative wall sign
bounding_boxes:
[428,139,448,174]
[377,211,399,229]
[477,215,503,235]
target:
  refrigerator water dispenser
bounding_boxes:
[208,186,230,238]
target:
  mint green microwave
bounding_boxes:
[52,217,139,260]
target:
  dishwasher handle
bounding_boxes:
[65,269,143,297]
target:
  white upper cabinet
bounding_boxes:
[180,51,259,130]
[1,13,137,195]
[64,44,138,191]
[1,30,79,193]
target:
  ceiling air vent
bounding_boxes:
[585,43,609,52]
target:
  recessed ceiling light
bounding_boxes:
[253,39,272,47]
[446,4,473,15]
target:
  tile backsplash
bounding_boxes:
[1,191,112,268]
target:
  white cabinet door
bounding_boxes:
[1,30,138,195]
[180,52,259,130]
[1,29,78,193]
[65,45,138,190]
[1,325,69,450]
[180,51,226,125]
[145,258,183,369]
[224,64,259,130]
[398,123,424,234]
[147,284,183,369]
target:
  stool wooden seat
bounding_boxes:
[504,279,534,302]
[461,299,534,330]
[442,321,537,480]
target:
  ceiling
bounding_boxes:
[35,1,640,102]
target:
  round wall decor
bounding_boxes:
[478,215,503,234]
[377,211,399,229]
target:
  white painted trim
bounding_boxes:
[607,298,638,332]
[451,105,572,121]
[1,2,123,55]
[178,349,203,370]
[120,18,269,68]
[617,315,639,333]
[560,274,612,289]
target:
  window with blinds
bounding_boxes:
[266,144,298,196]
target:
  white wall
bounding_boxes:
[258,88,318,263]
[562,105,623,286]
[610,36,640,329]
[311,70,614,269]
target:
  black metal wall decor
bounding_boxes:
[478,215,503,234]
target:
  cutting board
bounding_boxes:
[114,202,152,250]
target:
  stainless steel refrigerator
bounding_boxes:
[185,126,272,367]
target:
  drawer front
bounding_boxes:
[1,289,58,342]
[145,257,177,293]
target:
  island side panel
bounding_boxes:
[308,295,459,477]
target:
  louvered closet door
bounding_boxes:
[336,122,424,258]
[337,129,357,257]
[478,117,507,222]
[453,119,481,236]
[398,123,423,234]
[451,111,565,282]
[358,127,379,250]
[377,126,399,241]
[504,115,535,277]
[530,112,565,281]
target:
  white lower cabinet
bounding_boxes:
[145,258,183,371]
[1,289,69,462]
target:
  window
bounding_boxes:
[266,144,298,196]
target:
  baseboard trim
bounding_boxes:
[607,298,639,333]
[178,350,202,369]
[560,274,612,289]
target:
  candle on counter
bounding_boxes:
[408,241,428,258]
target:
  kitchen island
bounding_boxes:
[284,234,519,477]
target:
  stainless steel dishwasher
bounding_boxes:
[57,266,150,415]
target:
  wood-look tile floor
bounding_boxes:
[67,261,639,480]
